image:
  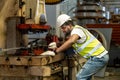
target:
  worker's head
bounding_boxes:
[57,14,73,27]
[57,14,74,34]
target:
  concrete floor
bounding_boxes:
[94,76,120,80]
[94,67,120,80]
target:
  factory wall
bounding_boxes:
[46,4,63,37]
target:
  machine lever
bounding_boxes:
[0,47,27,52]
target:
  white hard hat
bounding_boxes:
[57,14,71,27]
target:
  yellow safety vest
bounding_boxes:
[72,25,106,58]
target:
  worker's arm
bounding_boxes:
[56,34,80,53]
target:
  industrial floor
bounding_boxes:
[94,76,120,80]
[94,67,120,80]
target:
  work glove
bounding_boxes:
[48,42,57,54]
[40,42,57,56]
[40,51,55,56]
[48,42,57,50]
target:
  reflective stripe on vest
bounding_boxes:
[84,43,102,58]
[72,25,105,58]
[76,37,95,52]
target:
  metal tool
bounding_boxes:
[0,47,27,52]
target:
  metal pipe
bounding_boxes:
[103,0,120,5]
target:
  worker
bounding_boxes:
[54,14,109,80]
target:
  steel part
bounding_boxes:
[17,24,50,31]
[0,47,26,52]
[34,0,46,24]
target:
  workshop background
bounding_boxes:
[0,0,120,80]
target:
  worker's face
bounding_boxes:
[61,25,71,35]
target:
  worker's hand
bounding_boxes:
[48,42,57,50]
[40,50,55,56]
